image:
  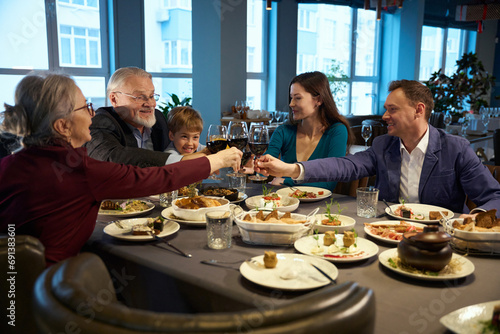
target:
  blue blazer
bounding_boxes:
[302,126,500,215]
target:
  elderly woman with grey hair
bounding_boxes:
[0,73,241,266]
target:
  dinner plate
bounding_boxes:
[276,186,332,202]
[364,221,426,244]
[98,199,155,217]
[239,253,338,291]
[103,218,180,241]
[245,195,299,212]
[440,300,500,334]
[312,214,356,233]
[294,234,379,263]
[378,248,475,281]
[161,207,206,226]
[385,203,454,223]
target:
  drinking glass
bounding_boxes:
[443,111,452,131]
[227,120,249,186]
[481,112,490,133]
[206,211,233,249]
[248,124,269,182]
[461,117,469,137]
[361,124,373,148]
[206,124,228,180]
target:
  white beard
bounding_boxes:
[133,111,156,128]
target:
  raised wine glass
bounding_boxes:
[361,124,373,149]
[206,124,228,180]
[248,124,269,182]
[227,121,249,176]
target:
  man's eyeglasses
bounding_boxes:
[74,102,95,117]
[113,91,160,103]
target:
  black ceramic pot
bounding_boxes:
[397,225,452,272]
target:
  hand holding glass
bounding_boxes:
[206,124,228,180]
[248,124,269,182]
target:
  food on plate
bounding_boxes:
[364,221,423,241]
[242,210,306,225]
[323,231,336,246]
[201,187,238,201]
[153,216,164,232]
[476,210,499,228]
[393,204,425,220]
[492,304,500,330]
[451,209,500,232]
[259,193,282,209]
[289,189,318,199]
[131,216,164,235]
[175,196,222,209]
[343,231,356,247]
[387,255,463,276]
[131,224,155,236]
[321,199,345,226]
[428,211,449,220]
[263,251,277,268]
[100,200,150,213]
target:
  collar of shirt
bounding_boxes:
[399,124,430,156]
[126,123,153,150]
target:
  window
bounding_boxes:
[297,4,380,115]
[419,26,475,80]
[145,0,193,106]
[0,0,108,109]
[246,0,267,109]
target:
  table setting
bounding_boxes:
[89,181,500,334]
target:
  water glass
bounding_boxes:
[206,211,233,249]
[227,172,246,193]
[356,187,379,218]
[159,190,178,208]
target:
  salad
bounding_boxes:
[289,189,322,199]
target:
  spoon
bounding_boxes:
[382,199,394,215]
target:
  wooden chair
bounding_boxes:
[466,164,500,210]
[333,176,376,197]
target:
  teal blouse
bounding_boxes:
[265,122,348,191]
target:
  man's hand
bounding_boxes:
[207,147,242,174]
[254,154,300,179]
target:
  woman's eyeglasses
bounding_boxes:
[74,103,95,117]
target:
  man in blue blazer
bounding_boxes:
[256,80,500,217]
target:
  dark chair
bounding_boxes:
[34,252,376,334]
[0,234,45,334]
[466,164,500,210]
[494,128,500,166]
[429,112,445,129]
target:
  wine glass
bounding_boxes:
[443,111,452,131]
[361,124,372,148]
[227,121,249,176]
[481,112,490,133]
[206,124,228,180]
[460,117,469,137]
[248,124,269,182]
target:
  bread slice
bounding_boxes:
[476,210,498,228]
[429,211,448,220]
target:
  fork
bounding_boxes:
[382,199,394,214]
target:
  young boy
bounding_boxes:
[164,106,208,165]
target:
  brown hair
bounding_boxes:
[167,106,203,134]
[388,80,434,120]
[289,71,354,147]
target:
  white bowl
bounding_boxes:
[234,210,312,246]
[172,196,230,221]
[443,218,500,253]
[245,195,300,212]
[311,214,356,233]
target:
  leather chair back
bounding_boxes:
[494,128,500,165]
[429,112,445,129]
[0,234,45,334]
[34,252,375,334]
[466,164,500,210]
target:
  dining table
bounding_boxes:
[85,182,500,334]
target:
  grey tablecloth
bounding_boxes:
[85,183,500,334]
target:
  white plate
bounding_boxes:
[378,248,475,281]
[245,195,300,212]
[98,200,155,217]
[294,234,379,263]
[312,214,356,233]
[161,207,206,226]
[103,218,180,241]
[440,300,500,334]
[385,203,454,223]
[276,186,332,202]
[364,221,426,244]
[231,192,248,204]
[239,253,338,291]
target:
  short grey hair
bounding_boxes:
[106,67,153,97]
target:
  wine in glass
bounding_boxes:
[248,124,269,182]
[227,121,249,176]
[206,124,228,180]
[361,124,372,148]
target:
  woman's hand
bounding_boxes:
[254,154,300,179]
[207,147,242,174]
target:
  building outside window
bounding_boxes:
[297,4,380,115]
[145,0,192,108]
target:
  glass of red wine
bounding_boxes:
[227,121,249,176]
[248,124,269,182]
[206,124,228,180]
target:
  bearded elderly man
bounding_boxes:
[85,67,206,167]
[255,80,500,217]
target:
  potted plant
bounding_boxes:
[158,93,192,119]
[424,52,496,119]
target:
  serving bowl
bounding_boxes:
[172,196,230,221]
[200,187,239,201]
[234,210,312,246]
[442,218,500,254]
[312,214,356,233]
[245,195,300,212]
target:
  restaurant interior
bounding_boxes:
[1,0,500,333]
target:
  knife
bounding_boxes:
[310,263,336,284]
[148,232,192,258]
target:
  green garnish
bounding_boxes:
[262,184,274,196]
[324,199,346,222]
[388,258,397,268]
[313,229,320,246]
